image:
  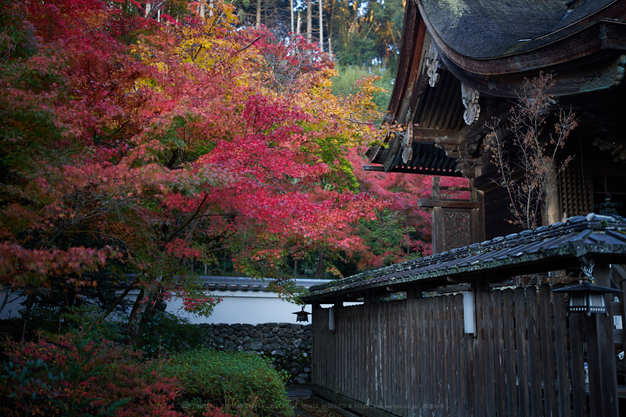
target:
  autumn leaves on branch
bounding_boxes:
[0,0,443,336]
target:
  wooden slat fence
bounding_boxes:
[312,285,587,417]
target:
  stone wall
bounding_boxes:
[197,322,312,384]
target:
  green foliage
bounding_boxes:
[312,134,360,192]
[359,209,417,258]
[328,0,405,69]
[137,311,204,357]
[157,348,293,417]
[331,65,394,112]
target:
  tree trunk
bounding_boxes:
[314,251,325,279]
[127,274,164,341]
[126,287,146,341]
[328,0,335,53]
[256,0,261,28]
[290,0,294,33]
[544,163,561,225]
[307,0,312,42]
[297,11,301,34]
[319,0,323,51]
[100,276,140,321]
[0,288,13,316]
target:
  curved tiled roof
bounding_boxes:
[200,277,332,292]
[302,213,626,302]
[121,276,331,293]
[420,0,617,60]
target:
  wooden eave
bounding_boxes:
[367,1,466,175]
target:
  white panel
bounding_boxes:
[463,291,476,335]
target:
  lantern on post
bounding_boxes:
[553,260,622,316]
[293,306,311,322]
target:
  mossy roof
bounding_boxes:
[420,0,618,59]
[302,213,626,302]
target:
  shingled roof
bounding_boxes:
[302,213,626,302]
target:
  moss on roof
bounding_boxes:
[303,213,626,302]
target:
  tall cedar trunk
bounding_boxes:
[319,0,323,51]
[297,11,301,34]
[328,0,335,53]
[307,0,312,42]
[290,0,294,33]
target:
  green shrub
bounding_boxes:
[158,348,293,417]
[137,311,204,357]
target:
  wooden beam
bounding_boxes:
[436,186,471,192]
[411,127,461,144]
[362,165,385,171]
[418,199,479,208]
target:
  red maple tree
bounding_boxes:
[0,0,411,338]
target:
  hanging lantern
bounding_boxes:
[595,194,622,216]
[553,280,621,316]
[293,306,311,322]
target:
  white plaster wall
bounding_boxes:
[167,291,302,325]
[0,289,308,325]
[0,278,347,324]
[0,291,26,319]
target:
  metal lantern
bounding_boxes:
[293,306,311,322]
[553,281,621,316]
[596,194,622,216]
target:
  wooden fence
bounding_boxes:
[312,285,588,417]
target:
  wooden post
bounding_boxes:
[586,261,619,417]
[364,292,373,307]
[419,177,478,254]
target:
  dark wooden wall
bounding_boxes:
[312,286,588,417]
